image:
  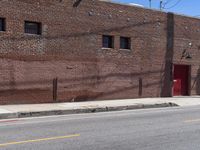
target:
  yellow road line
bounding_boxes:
[184,119,200,123]
[0,134,80,147]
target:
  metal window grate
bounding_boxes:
[120,37,131,50]
[102,35,114,48]
[25,21,41,35]
[0,18,5,31]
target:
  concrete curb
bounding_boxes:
[0,102,179,120]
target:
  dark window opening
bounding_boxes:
[25,21,41,35]
[120,37,131,49]
[102,35,114,48]
[0,18,5,31]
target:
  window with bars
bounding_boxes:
[102,35,114,48]
[0,18,5,31]
[120,37,131,50]
[25,21,41,35]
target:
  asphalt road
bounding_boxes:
[1,106,200,150]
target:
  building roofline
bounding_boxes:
[98,0,200,21]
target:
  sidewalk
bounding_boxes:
[0,97,200,119]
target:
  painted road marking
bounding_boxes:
[184,119,200,123]
[0,119,19,123]
[0,134,80,147]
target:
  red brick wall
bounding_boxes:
[0,0,199,104]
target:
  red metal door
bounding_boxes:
[173,79,181,96]
[173,65,189,96]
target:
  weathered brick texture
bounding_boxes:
[0,0,200,104]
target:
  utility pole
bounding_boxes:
[160,0,163,10]
[149,0,152,8]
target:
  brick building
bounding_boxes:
[0,0,200,104]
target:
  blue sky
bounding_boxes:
[113,0,200,18]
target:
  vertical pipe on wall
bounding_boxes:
[53,78,58,102]
[139,77,143,97]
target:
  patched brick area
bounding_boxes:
[0,0,200,104]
